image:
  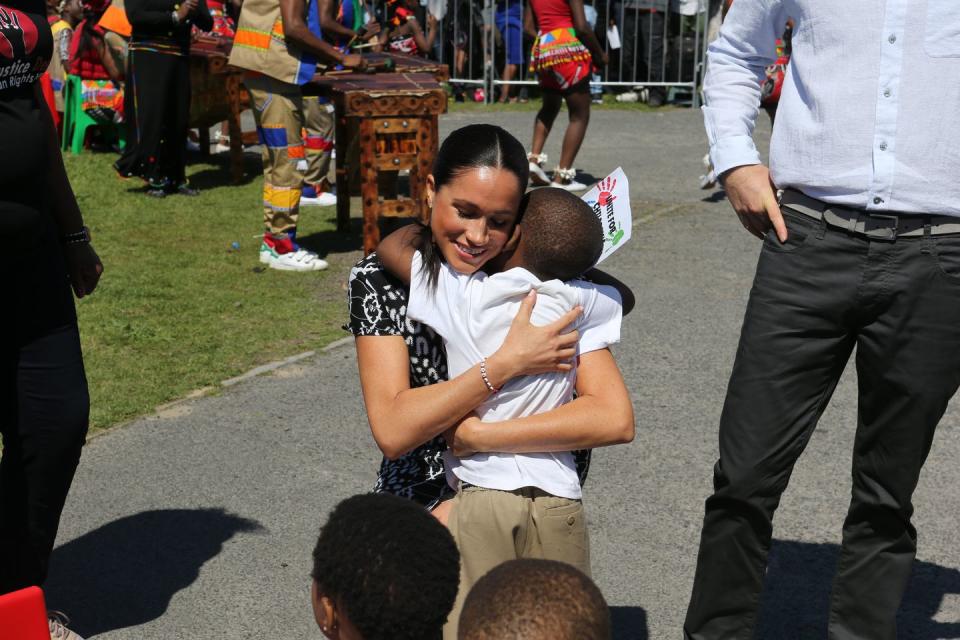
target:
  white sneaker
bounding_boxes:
[300,191,337,207]
[699,154,717,189]
[616,90,638,103]
[259,243,329,271]
[529,162,551,186]
[49,612,85,640]
[699,170,718,190]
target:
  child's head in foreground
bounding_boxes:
[310,493,460,640]
[510,187,604,282]
[458,559,611,640]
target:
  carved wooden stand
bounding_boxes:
[307,72,448,255]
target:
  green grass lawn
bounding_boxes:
[66,151,362,431]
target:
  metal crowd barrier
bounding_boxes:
[378,0,713,106]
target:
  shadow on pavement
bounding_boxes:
[611,605,649,639]
[701,190,727,203]
[758,539,960,639]
[44,508,264,637]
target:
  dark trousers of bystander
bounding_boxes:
[0,217,89,594]
[615,4,665,90]
[684,201,960,640]
[115,48,191,189]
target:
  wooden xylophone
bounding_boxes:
[304,53,450,254]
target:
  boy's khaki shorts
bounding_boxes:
[442,484,590,640]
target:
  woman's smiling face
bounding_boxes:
[428,166,523,274]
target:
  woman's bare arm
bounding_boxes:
[36,84,103,298]
[357,292,582,459]
[94,35,123,84]
[446,348,635,454]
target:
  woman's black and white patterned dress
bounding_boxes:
[345,253,454,509]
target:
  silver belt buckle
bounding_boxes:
[863,214,899,241]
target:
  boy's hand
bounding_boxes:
[444,414,481,457]
[377,223,421,284]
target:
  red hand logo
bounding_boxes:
[0,6,38,60]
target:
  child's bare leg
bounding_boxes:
[531,89,562,156]
[557,85,591,170]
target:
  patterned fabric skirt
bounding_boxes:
[80,79,123,123]
[530,27,592,92]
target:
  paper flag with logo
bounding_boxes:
[582,167,631,264]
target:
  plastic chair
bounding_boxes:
[61,74,125,154]
[0,586,50,640]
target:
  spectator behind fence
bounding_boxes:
[458,559,611,640]
[494,0,523,103]
[613,0,666,106]
[525,0,608,191]
[310,493,460,640]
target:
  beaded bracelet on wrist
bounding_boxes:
[479,357,500,394]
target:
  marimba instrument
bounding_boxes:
[305,53,449,255]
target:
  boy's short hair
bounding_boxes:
[518,187,604,282]
[458,559,611,640]
[311,493,460,640]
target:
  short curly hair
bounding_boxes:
[311,493,460,640]
[517,187,604,282]
[458,559,610,640]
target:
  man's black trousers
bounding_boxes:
[684,207,960,639]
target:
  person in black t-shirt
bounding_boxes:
[0,0,102,636]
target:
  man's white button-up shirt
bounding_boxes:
[704,0,960,216]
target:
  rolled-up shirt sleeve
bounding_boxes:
[702,0,788,177]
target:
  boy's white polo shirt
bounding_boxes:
[407,252,622,500]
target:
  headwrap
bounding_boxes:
[386,0,412,28]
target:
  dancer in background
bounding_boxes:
[524,0,607,192]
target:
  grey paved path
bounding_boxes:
[49,110,960,639]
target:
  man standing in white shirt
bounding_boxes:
[685,2,960,638]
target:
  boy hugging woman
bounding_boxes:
[376,186,634,638]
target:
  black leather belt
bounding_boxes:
[779,189,960,240]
